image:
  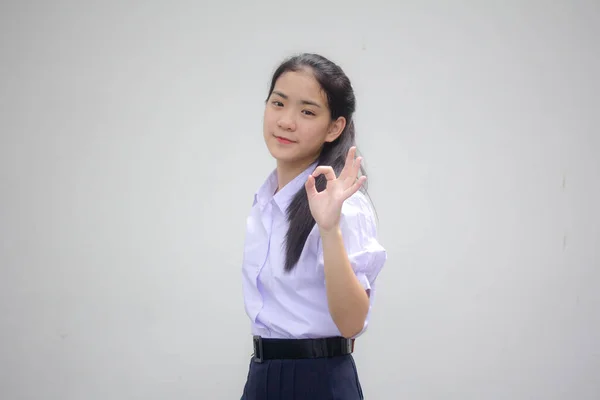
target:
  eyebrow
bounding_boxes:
[272,90,322,108]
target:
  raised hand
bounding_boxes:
[305,146,367,232]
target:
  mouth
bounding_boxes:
[274,135,296,144]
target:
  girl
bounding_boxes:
[240,53,387,399]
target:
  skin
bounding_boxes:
[263,68,369,338]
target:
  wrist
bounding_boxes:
[319,225,342,239]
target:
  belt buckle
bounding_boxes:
[346,338,355,353]
[253,335,263,363]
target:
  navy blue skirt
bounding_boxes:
[241,354,364,399]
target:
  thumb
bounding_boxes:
[305,175,318,198]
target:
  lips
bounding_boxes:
[274,135,296,144]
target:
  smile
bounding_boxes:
[274,135,296,144]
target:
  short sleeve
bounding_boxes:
[317,192,387,292]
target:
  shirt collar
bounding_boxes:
[254,162,317,212]
[254,169,278,207]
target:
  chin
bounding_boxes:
[266,146,297,163]
[264,136,292,159]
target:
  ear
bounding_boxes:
[324,116,346,143]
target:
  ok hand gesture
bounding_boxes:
[305,146,367,232]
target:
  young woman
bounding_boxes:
[240,53,387,399]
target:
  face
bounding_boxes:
[263,68,346,169]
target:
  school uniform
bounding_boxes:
[241,163,387,400]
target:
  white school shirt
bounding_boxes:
[241,163,387,339]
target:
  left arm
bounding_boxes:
[320,225,369,338]
[305,146,371,338]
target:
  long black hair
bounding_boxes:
[265,53,369,272]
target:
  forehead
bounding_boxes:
[273,69,328,105]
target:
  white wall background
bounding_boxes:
[1,1,598,399]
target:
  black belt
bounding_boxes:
[252,335,355,363]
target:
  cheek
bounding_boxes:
[263,109,277,128]
[301,121,329,143]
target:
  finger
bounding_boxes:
[342,156,362,188]
[312,166,337,181]
[339,146,357,180]
[305,175,318,198]
[346,146,357,169]
[344,175,367,198]
[353,156,362,177]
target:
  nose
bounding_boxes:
[277,114,296,131]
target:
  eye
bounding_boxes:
[271,100,284,107]
[302,110,316,116]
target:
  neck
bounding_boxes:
[276,157,317,191]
